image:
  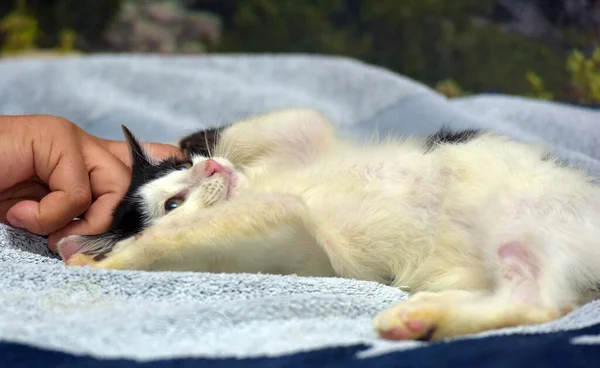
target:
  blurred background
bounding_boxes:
[0,0,599,106]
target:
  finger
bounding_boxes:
[7,188,90,236]
[0,181,49,224]
[47,194,121,251]
[145,142,185,160]
[6,118,92,235]
[47,141,131,250]
[0,178,49,203]
[100,138,183,168]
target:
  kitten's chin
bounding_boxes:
[225,170,251,200]
[225,172,238,200]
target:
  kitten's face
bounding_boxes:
[137,154,245,222]
[56,125,248,262]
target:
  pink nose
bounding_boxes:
[203,159,225,177]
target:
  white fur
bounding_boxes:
[64,108,600,341]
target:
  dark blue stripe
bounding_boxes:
[4,322,600,368]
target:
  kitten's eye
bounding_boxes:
[175,161,193,171]
[164,198,184,212]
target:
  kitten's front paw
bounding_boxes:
[374,291,560,342]
[65,253,98,267]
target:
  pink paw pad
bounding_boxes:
[379,328,411,340]
[378,320,429,341]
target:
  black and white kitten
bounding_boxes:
[57,108,600,343]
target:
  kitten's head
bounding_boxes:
[56,125,246,262]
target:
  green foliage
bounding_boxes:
[219,0,569,100]
[0,1,91,56]
[525,71,553,100]
[435,79,469,98]
[57,28,76,54]
[0,0,38,55]
[566,48,600,104]
[523,47,600,104]
[0,0,122,51]
[221,0,371,58]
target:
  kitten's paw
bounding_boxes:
[64,253,98,267]
[374,291,560,342]
[374,291,475,341]
[65,252,129,270]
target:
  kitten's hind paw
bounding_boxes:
[374,291,561,342]
[374,291,473,341]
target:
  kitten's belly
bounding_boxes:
[251,158,461,284]
[247,151,495,288]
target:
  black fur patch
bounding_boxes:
[179,126,227,157]
[107,126,193,240]
[423,127,482,153]
[108,156,191,239]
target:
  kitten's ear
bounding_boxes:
[121,124,152,170]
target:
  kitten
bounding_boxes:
[58,108,600,342]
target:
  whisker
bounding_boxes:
[204,129,212,158]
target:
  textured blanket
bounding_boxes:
[1,54,600,367]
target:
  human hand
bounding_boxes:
[0,114,182,251]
